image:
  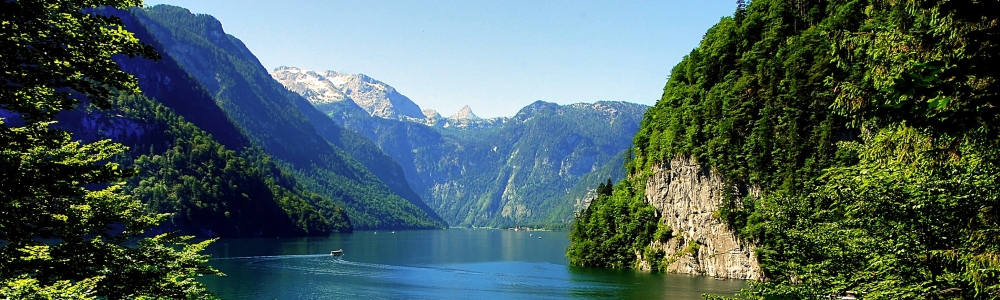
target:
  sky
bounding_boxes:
[145,0,734,118]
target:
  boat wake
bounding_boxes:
[204,255,640,299]
[211,254,330,261]
[211,254,486,278]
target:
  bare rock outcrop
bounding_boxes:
[639,156,761,280]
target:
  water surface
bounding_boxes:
[201,229,745,299]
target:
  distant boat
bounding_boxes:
[839,291,859,300]
[538,236,542,239]
[330,249,344,255]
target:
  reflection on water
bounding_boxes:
[200,229,745,299]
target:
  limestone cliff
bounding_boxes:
[638,156,761,279]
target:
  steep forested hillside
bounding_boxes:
[1,1,221,297]
[60,94,351,237]
[124,5,445,229]
[570,0,1000,298]
[47,9,354,237]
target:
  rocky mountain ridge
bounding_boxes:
[271,67,506,129]
[274,67,648,227]
[271,66,425,120]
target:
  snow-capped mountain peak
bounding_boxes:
[273,66,505,129]
[271,66,348,104]
[271,67,424,120]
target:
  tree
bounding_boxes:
[572,0,1000,298]
[831,0,1000,140]
[1,0,219,298]
[595,177,614,198]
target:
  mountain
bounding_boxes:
[273,67,647,228]
[53,16,352,237]
[115,5,445,230]
[272,67,507,129]
[272,67,424,120]
[449,105,480,120]
[24,7,355,238]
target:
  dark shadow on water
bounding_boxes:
[567,265,745,299]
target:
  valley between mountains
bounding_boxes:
[65,4,646,236]
[7,0,999,298]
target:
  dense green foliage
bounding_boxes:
[567,178,658,268]
[101,8,353,237]
[571,0,1000,299]
[128,5,445,229]
[0,0,218,298]
[741,1,1000,298]
[630,0,851,217]
[110,94,352,236]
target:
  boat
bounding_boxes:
[330,249,344,255]
[839,291,858,300]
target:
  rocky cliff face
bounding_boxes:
[638,156,761,279]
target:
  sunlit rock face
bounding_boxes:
[638,156,762,280]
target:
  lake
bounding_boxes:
[200,229,745,299]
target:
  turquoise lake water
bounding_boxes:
[200,229,745,299]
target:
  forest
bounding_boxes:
[1,0,222,297]
[569,0,1000,298]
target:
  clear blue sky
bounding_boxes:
[145,0,733,118]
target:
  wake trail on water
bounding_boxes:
[206,255,621,298]
[211,254,330,261]
[210,254,487,278]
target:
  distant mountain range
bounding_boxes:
[61,4,646,236]
[273,67,647,228]
[60,5,452,238]
[273,67,506,129]
[271,68,425,121]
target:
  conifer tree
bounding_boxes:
[1,0,219,298]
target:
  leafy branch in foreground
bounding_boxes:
[2,0,220,298]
